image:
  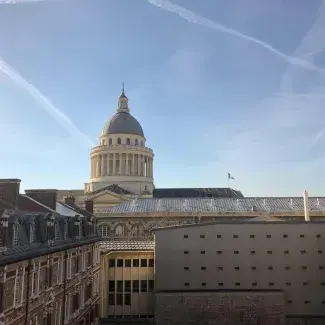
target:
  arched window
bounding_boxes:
[131,224,145,237]
[114,224,127,237]
[141,141,144,147]
[98,224,110,237]
[13,222,20,246]
[126,138,130,145]
[135,139,138,146]
[109,138,112,145]
[30,220,36,244]
[117,138,121,145]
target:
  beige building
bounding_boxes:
[153,220,325,325]
[100,242,155,322]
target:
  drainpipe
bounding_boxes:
[303,190,310,222]
[24,259,32,325]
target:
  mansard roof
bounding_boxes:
[104,197,325,214]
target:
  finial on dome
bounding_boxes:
[119,82,127,99]
[117,83,129,112]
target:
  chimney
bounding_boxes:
[25,189,58,211]
[0,179,21,210]
[85,199,94,214]
[303,190,310,222]
[64,196,75,207]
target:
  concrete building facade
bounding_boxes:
[153,221,325,325]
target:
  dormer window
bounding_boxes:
[127,138,130,145]
[30,221,36,244]
[117,138,121,145]
[13,222,20,246]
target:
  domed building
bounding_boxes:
[85,87,155,195]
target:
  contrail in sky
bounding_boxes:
[148,0,325,73]
[0,57,95,147]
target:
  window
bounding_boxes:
[267,250,272,254]
[283,234,288,238]
[99,224,110,237]
[117,259,123,267]
[109,138,112,145]
[201,266,206,270]
[233,234,238,238]
[184,283,189,287]
[269,282,274,286]
[184,251,189,255]
[148,259,154,267]
[125,259,131,267]
[300,234,305,238]
[252,282,257,286]
[217,251,222,254]
[250,250,255,254]
[303,282,309,286]
[183,235,188,238]
[117,138,121,144]
[266,234,271,238]
[124,294,131,305]
[234,251,239,255]
[286,282,291,286]
[140,280,147,292]
[217,234,222,238]
[108,259,115,267]
[235,282,240,286]
[126,138,130,145]
[251,266,257,270]
[316,234,321,238]
[64,221,68,239]
[318,250,323,254]
[287,300,292,304]
[135,139,138,145]
[321,282,325,286]
[319,265,324,270]
[116,281,123,292]
[218,282,223,287]
[250,234,255,238]
[148,280,154,292]
[284,250,289,254]
[217,266,223,270]
[201,282,206,287]
[133,259,139,267]
[108,294,115,305]
[302,266,307,270]
[108,281,115,292]
[125,280,131,293]
[141,141,143,147]
[268,266,273,270]
[285,266,291,270]
[13,223,19,246]
[200,250,205,255]
[116,293,123,306]
[301,250,306,254]
[132,280,139,292]
[200,234,205,238]
[184,266,189,270]
[304,300,310,304]
[141,259,147,267]
[234,266,240,270]
[30,221,36,244]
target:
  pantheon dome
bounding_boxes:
[86,88,154,195]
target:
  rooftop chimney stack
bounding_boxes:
[303,190,310,222]
[25,189,58,211]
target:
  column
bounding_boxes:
[150,158,153,178]
[149,158,152,178]
[126,154,129,175]
[96,156,100,177]
[107,154,110,176]
[99,155,102,176]
[113,153,116,176]
[132,154,135,175]
[103,154,107,176]
[137,155,141,176]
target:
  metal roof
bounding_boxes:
[100,241,154,252]
[105,197,325,214]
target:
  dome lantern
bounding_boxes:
[117,83,130,113]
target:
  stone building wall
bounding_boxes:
[155,291,285,325]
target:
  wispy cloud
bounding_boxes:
[148,0,324,73]
[0,57,95,147]
[0,0,52,4]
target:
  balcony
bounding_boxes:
[91,144,153,155]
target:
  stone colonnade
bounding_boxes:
[90,153,153,178]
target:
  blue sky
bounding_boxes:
[1,0,325,196]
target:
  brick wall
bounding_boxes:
[155,291,285,325]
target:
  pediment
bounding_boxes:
[90,190,127,203]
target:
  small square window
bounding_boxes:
[319,266,324,270]
[201,282,206,287]
[267,250,272,254]
[321,282,325,286]
[269,282,274,286]
[284,250,289,254]
[217,266,223,271]
[234,251,239,255]
[148,259,154,267]
[184,283,189,287]
[268,266,273,270]
[109,259,115,267]
[201,266,206,270]
[234,266,240,270]
[250,234,255,238]
[285,266,291,270]
[200,234,205,238]
[117,259,123,267]
[233,234,238,238]
[200,250,206,255]
[322,301,325,304]
[250,250,255,254]
[304,300,310,304]
[184,266,189,270]
[300,234,305,238]
[251,266,257,270]
[184,251,189,255]
[287,300,292,304]
[141,259,147,267]
[318,250,323,254]
[217,234,222,238]
[266,234,271,238]
[184,235,188,238]
[316,234,321,238]
[218,282,223,286]
[283,234,288,238]
[252,282,257,286]
[133,259,139,267]
[217,251,222,254]
[302,266,307,270]
[125,259,131,267]
[303,282,309,286]
[286,282,291,286]
[235,282,240,286]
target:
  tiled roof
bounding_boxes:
[105,197,325,214]
[100,240,155,252]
